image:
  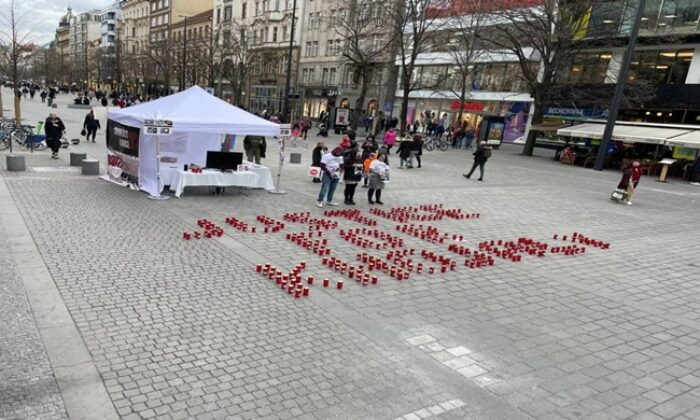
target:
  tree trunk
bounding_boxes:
[353,70,370,129]
[522,99,544,156]
[13,95,22,125]
[457,76,467,127]
[0,88,4,119]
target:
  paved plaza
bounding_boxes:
[2,89,700,420]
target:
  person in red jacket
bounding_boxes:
[617,161,641,206]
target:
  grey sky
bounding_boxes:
[0,0,113,46]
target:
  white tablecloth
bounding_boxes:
[169,169,267,197]
[162,162,275,196]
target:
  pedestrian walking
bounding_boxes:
[690,156,700,186]
[368,153,389,205]
[316,146,345,208]
[82,110,101,142]
[243,135,266,164]
[383,127,397,155]
[44,112,65,159]
[617,161,642,205]
[101,96,108,107]
[343,142,363,205]
[311,141,326,183]
[463,141,491,181]
[40,90,47,103]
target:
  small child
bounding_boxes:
[362,152,377,188]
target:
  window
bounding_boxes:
[275,0,280,11]
[568,52,612,84]
[313,41,319,56]
[255,2,260,15]
[282,26,287,40]
[163,0,168,6]
[309,68,315,83]
[334,39,342,55]
[132,27,136,37]
[224,6,232,21]
[326,39,333,56]
[163,14,168,24]
[329,68,336,84]
[628,49,694,84]
[273,27,278,42]
[223,30,231,47]
[305,41,312,56]
[242,2,247,18]
[216,8,221,23]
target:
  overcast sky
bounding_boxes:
[1,0,113,46]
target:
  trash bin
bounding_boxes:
[81,159,99,176]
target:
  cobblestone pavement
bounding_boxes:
[0,203,68,419]
[2,88,700,419]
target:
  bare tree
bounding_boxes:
[0,0,36,122]
[334,0,398,128]
[482,0,596,156]
[442,0,487,127]
[212,21,258,106]
[142,36,177,96]
[387,0,443,132]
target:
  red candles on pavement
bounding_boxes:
[323,278,330,287]
[336,280,343,290]
[256,264,262,272]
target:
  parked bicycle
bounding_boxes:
[0,122,48,152]
[423,134,450,152]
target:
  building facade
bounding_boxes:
[148,0,212,94]
[170,10,213,89]
[121,0,151,93]
[68,10,102,89]
[54,8,75,86]
[99,2,125,89]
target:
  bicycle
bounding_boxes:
[423,134,450,152]
[0,123,48,152]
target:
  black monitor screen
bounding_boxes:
[206,151,244,171]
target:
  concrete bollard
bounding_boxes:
[81,159,99,176]
[70,152,87,167]
[6,154,26,171]
[289,152,302,164]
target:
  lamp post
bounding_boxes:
[282,0,297,123]
[179,15,189,91]
[594,0,646,171]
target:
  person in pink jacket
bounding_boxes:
[383,128,397,154]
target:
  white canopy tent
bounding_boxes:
[666,131,700,149]
[557,123,690,145]
[107,86,280,196]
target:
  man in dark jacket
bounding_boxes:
[690,157,700,186]
[243,135,266,164]
[83,110,101,142]
[44,112,66,159]
[463,141,490,181]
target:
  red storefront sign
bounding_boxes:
[450,101,485,111]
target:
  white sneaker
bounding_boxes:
[316,202,323,208]
[326,202,339,207]
[691,182,700,186]
[627,201,632,206]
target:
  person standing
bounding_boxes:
[368,153,389,205]
[317,146,344,208]
[44,112,65,159]
[311,141,326,183]
[101,96,108,107]
[47,88,56,107]
[40,90,47,103]
[463,141,490,181]
[411,134,423,168]
[342,142,363,205]
[243,135,266,164]
[464,124,475,150]
[618,161,642,205]
[82,110,101,142]
[397,136,413,169]
[690,156,700,186]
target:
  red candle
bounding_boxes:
[323,278,330,287]
[337,280,343,290]
[256,264,262,272]
[303,287,310,296]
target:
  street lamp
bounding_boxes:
[282,0,297,123]
[594,0,647,171]
[178,14,190,91]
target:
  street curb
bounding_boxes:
[0,174,119,420]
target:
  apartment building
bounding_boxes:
[148,0,212,93]
[68,10,102,88]
[170,10,214,89]
[54,8,74,85]
[121,0,151,93]
[99,2,125,89]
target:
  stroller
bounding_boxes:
[317,123,328,137]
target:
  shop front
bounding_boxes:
[301,87,338,120]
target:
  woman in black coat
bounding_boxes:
[342,143,363,205]
[311,141,326,183]
[411,134,423,168]
[396,137,413,168]
[44,112,65,159]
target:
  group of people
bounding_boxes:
[312,136,390,207]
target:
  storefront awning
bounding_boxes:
[557,123,690,145]
[531,122,571,132]
[666,132,700,149]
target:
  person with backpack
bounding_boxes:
[463,141,491,181]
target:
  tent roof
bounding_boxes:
[557,123,690,145]
[107,86,280,136]
[666,131,700,149]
